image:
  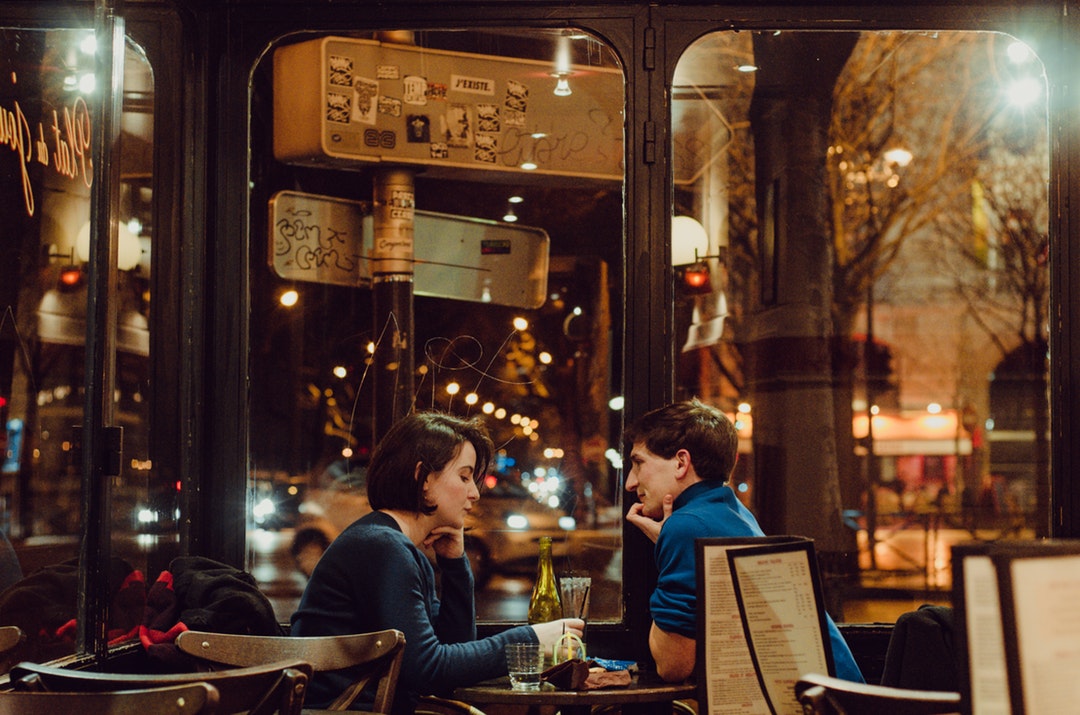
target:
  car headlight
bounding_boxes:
[505,513,529,530]
[558,516,577,531]
[253,497,276,520]
[136,507,158,524]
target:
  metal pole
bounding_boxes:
[371,31,417,443]
[371,168,415,442]
[79,0,125,661]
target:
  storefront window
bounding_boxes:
[248,29,625,624]
[0,27,158,668]
[671,30,1048,621]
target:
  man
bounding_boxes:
[624,398,864,683]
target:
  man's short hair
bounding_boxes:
[622,398,739,482]
[367,411,494,514]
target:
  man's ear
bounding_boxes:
[673,449,693,480]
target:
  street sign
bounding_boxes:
[272,36,624,183]
[268,190,549,309]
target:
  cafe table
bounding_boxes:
[451,672,696,715]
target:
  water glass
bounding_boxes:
[505,642,544,691]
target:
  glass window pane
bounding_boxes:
[672,30,1048,622]
[248,29,625,625]
[0,28,158,669]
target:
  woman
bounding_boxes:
[292,411,583,712]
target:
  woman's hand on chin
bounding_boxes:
[423,525,465,559]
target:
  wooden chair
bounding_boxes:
[176,629,405,712]
[414,694,488,715]
[10,658,313,715]
[591,701,697,715]
[795,673,962,715]
[0,625,24,655]
[0,681,220,715]
[173,629,483,715]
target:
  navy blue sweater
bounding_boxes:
[291,511,535,712]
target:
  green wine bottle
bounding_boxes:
[527,536,563,624]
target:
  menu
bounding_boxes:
[953,539,1080,715]
[695,537,833,715]
[952,543,1010,715]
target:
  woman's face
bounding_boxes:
[423,441,481,527]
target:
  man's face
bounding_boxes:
[625,441,679,519]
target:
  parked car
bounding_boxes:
[289,462,577,587]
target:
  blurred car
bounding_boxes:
[465,473,578,586]
[289,461,576,587]
[129,503,177,533]
[250,475,304,530]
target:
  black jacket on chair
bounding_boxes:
[880,604,959,692]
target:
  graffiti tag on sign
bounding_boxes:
[268,190,550,309]
[269,191,369,287]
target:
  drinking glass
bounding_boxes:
[505,642,544,691]
[552,632,586,664]
[555,576,591,662]
[559,576,591,620]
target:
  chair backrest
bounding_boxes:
[175,628,405,712]
[0,625,24,655]
[795,673,962,715]
[0,681,219,715]
[10,658,313,715]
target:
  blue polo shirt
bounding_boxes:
[651,480,864,683]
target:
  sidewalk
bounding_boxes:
[838,522,1035,624]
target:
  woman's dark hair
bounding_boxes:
[622,398,739,482]
[366,411,494,513]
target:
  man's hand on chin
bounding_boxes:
[624,495,674,544]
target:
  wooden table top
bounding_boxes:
[453,673,696,707]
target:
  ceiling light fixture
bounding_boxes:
[552,32,573,96]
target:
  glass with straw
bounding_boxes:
[554,575,591,663]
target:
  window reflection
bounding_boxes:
[0,28,157,669]
[249,29,624,624]
[672,30,1048,622]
